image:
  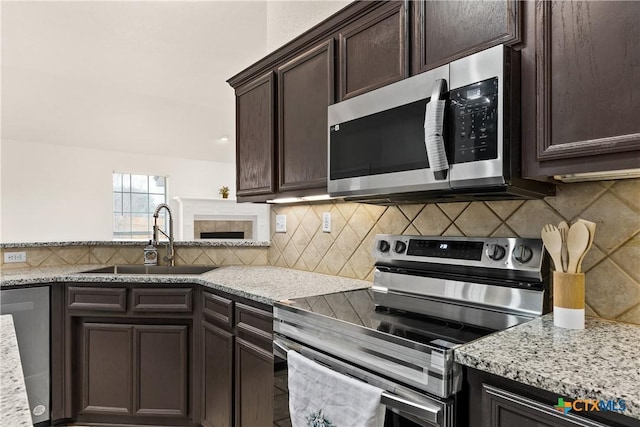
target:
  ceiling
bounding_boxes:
[1,1,271,164]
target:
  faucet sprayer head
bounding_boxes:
[153,203,171,218]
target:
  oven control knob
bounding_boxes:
[378,240,391,253]
[486,244,506,261]
[512,245,534,264]
[394,241,407,254]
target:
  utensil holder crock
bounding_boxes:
[553,272,585,329]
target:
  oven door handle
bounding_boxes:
[273,339,443,427]
[380,393,442,426]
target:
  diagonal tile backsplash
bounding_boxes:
[1,179,638,324]
[269,179,640,324]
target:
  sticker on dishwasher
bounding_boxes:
[33,405,46,416]
[430,351,445,370]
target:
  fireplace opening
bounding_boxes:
[200,231,245,239]
[194,220,253,240]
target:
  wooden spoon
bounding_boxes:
[558,221,569,273]
[575,219,596,273]
[567,222,590,274]
[541,224,563,272]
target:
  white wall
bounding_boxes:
[0,1,349,244]
[2,1,268,165]
[266,1,350,52]
[0,139,235,242]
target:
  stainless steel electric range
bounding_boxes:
[273,235,550,427]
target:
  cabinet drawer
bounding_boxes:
[202,291,233,329]
[131,288,193,313]
[235,303,272,349]
[68,287,127,312]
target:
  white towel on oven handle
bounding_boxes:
[287,350,386,427]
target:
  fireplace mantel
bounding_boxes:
[173,197,271,241]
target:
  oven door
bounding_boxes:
[273,337,455,427]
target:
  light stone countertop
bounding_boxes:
[0,315,33,427]
[6,265,639,422]
[0,240,270,249]
[455,314,640,421]
[0,265,371,305]
[0,265,370,424]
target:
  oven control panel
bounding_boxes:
[406,239,484,260]
[373,234,545,274]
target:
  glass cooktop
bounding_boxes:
[285,288,495,349]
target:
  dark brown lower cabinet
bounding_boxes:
[80,323,189,421]
[62,284,198,426]
[81,323,133,415]
[201,320,234,427]
[135,325,188,417]
[200,290,275,427]
[59,284,275,427]
[467,367,638,427]
[234,338,274,427]
[482,384,598,427]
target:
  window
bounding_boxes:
[113,173,167,239]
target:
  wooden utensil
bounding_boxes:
[558,221,569,273]
[575,218,596,273]
[541,224,563,272]
[567,222,590,274]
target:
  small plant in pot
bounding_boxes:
[219,185,230,199]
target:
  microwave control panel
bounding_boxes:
[449,77,499,164]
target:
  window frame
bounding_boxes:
[112,172,168,240]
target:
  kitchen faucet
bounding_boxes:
[152,203,175,266]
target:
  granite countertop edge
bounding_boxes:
[0,265,371,306]
[4,266,638,421]
[0,240,271,249]
[454,315,640,421]
[0,315,33,426]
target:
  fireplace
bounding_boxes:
[173,197,271,241]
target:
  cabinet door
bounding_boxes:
[482,384,610,427]
[81,323,133,415]
[338,1,407,100]
[234,338,274,427]
[201,321,234,427]
[277,40,335,192]
[522,1,640,177]
[411,0,520,73]
[134,325,188,417]
[236,72,276,198]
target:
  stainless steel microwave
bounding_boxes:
[327,45,553,203]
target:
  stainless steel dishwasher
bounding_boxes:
[1,286,50,426]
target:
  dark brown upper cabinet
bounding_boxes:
[227,2,405,202]
[522,1,640,178]
[277,40,335,193]
[338,1,407,100]
[411,0,521,74]
[235,72,276,198]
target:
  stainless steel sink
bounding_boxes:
[80,265,217,275]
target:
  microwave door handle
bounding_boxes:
[424,79,449,181]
